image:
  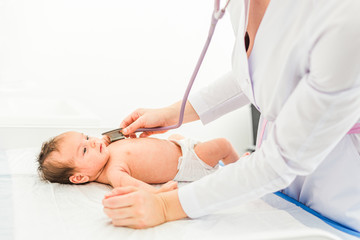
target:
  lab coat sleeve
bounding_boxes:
[188,71,250,125]
[178,152,293,218]
[179,12,360,218]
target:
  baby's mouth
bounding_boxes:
[100,144,102,153]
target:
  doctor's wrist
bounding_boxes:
[158,190,188,222]
[167,100,199,125]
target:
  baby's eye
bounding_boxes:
[83,147,87,155]
[86,135,89,140]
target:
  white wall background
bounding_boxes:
[0,0,252,154]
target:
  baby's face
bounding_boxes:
[57,131,110,180]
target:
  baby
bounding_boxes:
[37,131,239,193]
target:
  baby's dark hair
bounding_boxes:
[37,135,74,184]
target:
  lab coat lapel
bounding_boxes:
[229,0,256,108]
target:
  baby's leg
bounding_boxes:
[194,138,239,166]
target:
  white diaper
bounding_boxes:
[171,138,219,182]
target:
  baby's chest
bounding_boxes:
[107,147,155,175]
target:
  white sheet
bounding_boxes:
[0,147,353,240]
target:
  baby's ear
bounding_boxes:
[69,174,89,184]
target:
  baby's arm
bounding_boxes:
[108,170,177,193]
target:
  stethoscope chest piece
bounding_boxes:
[102,128,126,143]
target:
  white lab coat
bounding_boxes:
[179,0,360,231]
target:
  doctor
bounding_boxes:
[102,0,360,230]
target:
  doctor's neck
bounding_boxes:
[247,0,271,57]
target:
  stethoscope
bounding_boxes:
[103,0,231,142]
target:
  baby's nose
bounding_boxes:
[90,138,97,148]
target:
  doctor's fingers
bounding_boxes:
[105,193,166,229]
[103,207,134,220]
[120,108,146,133]
[110,216,149,229]
[105,186,137,198]
[103,203,152,226]
[103,187,139,208]
[122,116,146,137]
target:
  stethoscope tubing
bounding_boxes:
[135,0,230,133]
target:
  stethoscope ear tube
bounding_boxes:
[136,0,230,133]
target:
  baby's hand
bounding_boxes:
[156,181,178,193]
[102,135,111,146]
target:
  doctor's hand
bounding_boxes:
[120,101,199,138]
[156,181,178,193]
[102,186,187,229]
[120,107,178,138]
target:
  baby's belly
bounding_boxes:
[110,138,181,183]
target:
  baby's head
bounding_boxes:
[37,131,110,184]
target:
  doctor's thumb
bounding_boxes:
[122,122,138,135]
[122,125,136,136]
[125,116,149,134]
